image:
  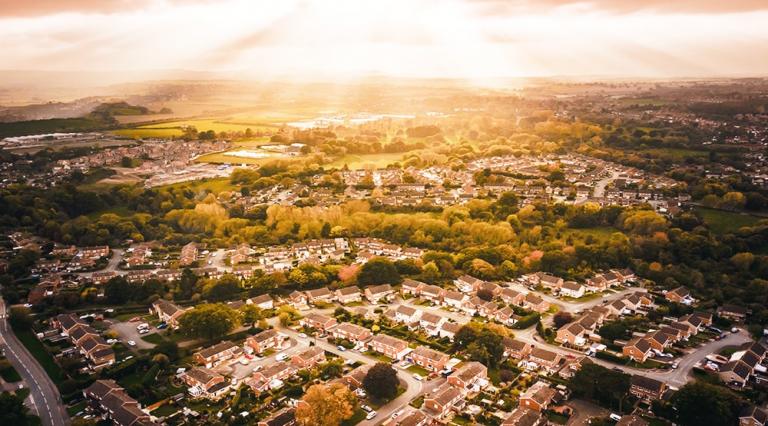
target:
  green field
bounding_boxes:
[12,327,66,384]
[158,177,238,194]
[563,226,619,242]
[140,119,281,134]
[640,148,709,159]
[695,207,764,234]
[327,153,407,169]
[112,127,184,138]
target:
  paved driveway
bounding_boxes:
[108,320,156,350]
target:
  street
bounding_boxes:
[0,298,68,426]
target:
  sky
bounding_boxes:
[1,0,768,81]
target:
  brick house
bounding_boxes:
[194,341,242,368]
[410,346,449,372]
[246,329,282,354]
[299,313,338,332]
[368,334,411,360]
[623,337,653,363]
[629,375,667,401]
[335,286,362,304]
[291,346,326,369]
[519,381,557,412]
[330,322,372,343]
[364,284,394,302]
[181,367,230,400]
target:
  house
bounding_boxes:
[394,410,429,426]
[53,313,88,335]
[181,367,230,400]
[80,336,116,368]
[503,337,532,360]
[500,288,525,305]
[305,287,333,304]
[447,361,488,391]
[330,322,372,343]
[151,299,186,329]
[538,273,563,291]
[528,347,561,371]
[719,360,752,387]
[368,334,411,360]
[245,329,282,354]
[616,415,649,426]
[739,406,768,426]
[179,242,198,266]
[629,375,667,401]
[247,363,296,393]
[454,275,483,293]
[343,364,371,389]
[291,346,326,369]
[443,290,468,309]
[502,407,542,426]
[300,313,337,332]
[289,291,309,310]
[410,346,449,372]
[718,304,748,322]
[555,322,587,347]
[401,278,424,296]
[335,286,362,304]
[666,286,694,305]
[248,294,274,310]
[83,380,157,426]
[420,284,445,304]
[519,381,557,412]
[678,313,706,333]
[586,275,609,292]
[439,322,462,341]
[194,341,242,368]
[645,331,673,352]
[423,383,464,419]
[393,305,422,324]
[258,408,296,426]
[495,306,518,326]
[419,312,446,335]
[623,337,653,363]
[364,284,394,302]
[667,322,693,340]
[523,293,550,313]
[476,281,502,298]
[559,281,585,298]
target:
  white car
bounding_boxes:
[275,353,288,362]
[366,411,377,420]
[412,373,424,381]
[127,340,136,346]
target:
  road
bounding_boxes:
[593,170,620,198]
[0,298,68,426]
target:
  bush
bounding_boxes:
[513,313,541,329]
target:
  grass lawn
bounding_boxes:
[694,207,763,234]
[406,365,430,377]
[326,153,407,170]
[341,407,367,426]
[11,326,66,384]
[0,361,22,382]
[112,128,183,138]
[363,350,394,364]
[157,176,238,194]
[410,395,425,408]
[640,148,709,159]
[141,333,166,345]
[67,401,87,416]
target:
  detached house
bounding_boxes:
[194,341,242,368]
[300,313,337,332]
[248,294,274,310]
[330,322,372,343]
[629,375,667,401]
[519,381,557,412]
[454,275,483,293]
[291,346,326,369]
[335,286,362,304]
[410,346,449,372]
[623,337,653,363]
[443,290,468,309]
[447,361,488,392]
[364,284,394,303]
[666,286,694,305]
[151,299,187,329]
[424,383,464,419]
[305,287,333,305]
[246,329,282,354]
[523,293,550,313]
[559,281,585,298]
[181,368,230,400]
[368,334,411,360]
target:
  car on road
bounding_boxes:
[157,323,168,329]
[413,373,424,381]
[732,327,740,333]
[127,340,136,346]
[672,361,680,369]
[361,404,372,412]
[612,367,623,372]
[298,333,307,338]
[366,411,377,420]
[275,353,288,362]
[391,410,404,419]
[356,389,367,398]
[336,345,346,352]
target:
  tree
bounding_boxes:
[568,364,630,411]
[0,391,38,425]
[670,382,743,426]
[153,340,180,361]
[240,304,262,326]
[295,383,356,426]
[203,274,241,302]
[553,312,574,329]
[598,321,630,341]
[178,304,240,341]
[8,306,33,330]
[357,258,401,285]
[177,268,198,299]
[104,276,132,304]
[363,363,399,400]
[476,288,494,302]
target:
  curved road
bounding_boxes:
[0,298,68,426]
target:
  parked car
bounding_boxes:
[366,411,377,420]
[127,340,136,346]
[337,345,346,352]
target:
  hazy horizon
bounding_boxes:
[2,0,768,86]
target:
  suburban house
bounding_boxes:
[368,334,411,360]
[393,410,429,426]
[393,305,422,324]
[364,284,394,302]
[248,294,275,310]
[291,346,326,369]
[555,322,588,347]
[503,337,533,359]
[419,312,446,335]
[410,346,449,372]
[289,291,309,310]
[629,375,667,401]
[299,313,338,332]
[718,304,748,322]
[454,275,484,293]
[666,286,695,305]
[538,273,564,291]
[343,364,371,389]
[423,383,464,419]
[623,337,653,363]
[519,381,557,412]
[150,299,187,329]
[559,281,585,298]
[330,322,373,343]
[719,360,753,387]
[83,380,157,426]
[247,363,296,393]
[447,361,488,392]
[179,242,198,266]
[500,288,525,305]
[181,367,230,400]
[194,341,242,368]
[258,408,297,426]
[501,407,542,426]
[739,406,768,426]
[439,322,462,341]
[523,293,550,313]
[245,329,282,354]
[335,286,362,304]
[401,279,424,296]
[420,284,445,304]
[528,347,561,371]
[305,287,333,304]
[443,290,468,309]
